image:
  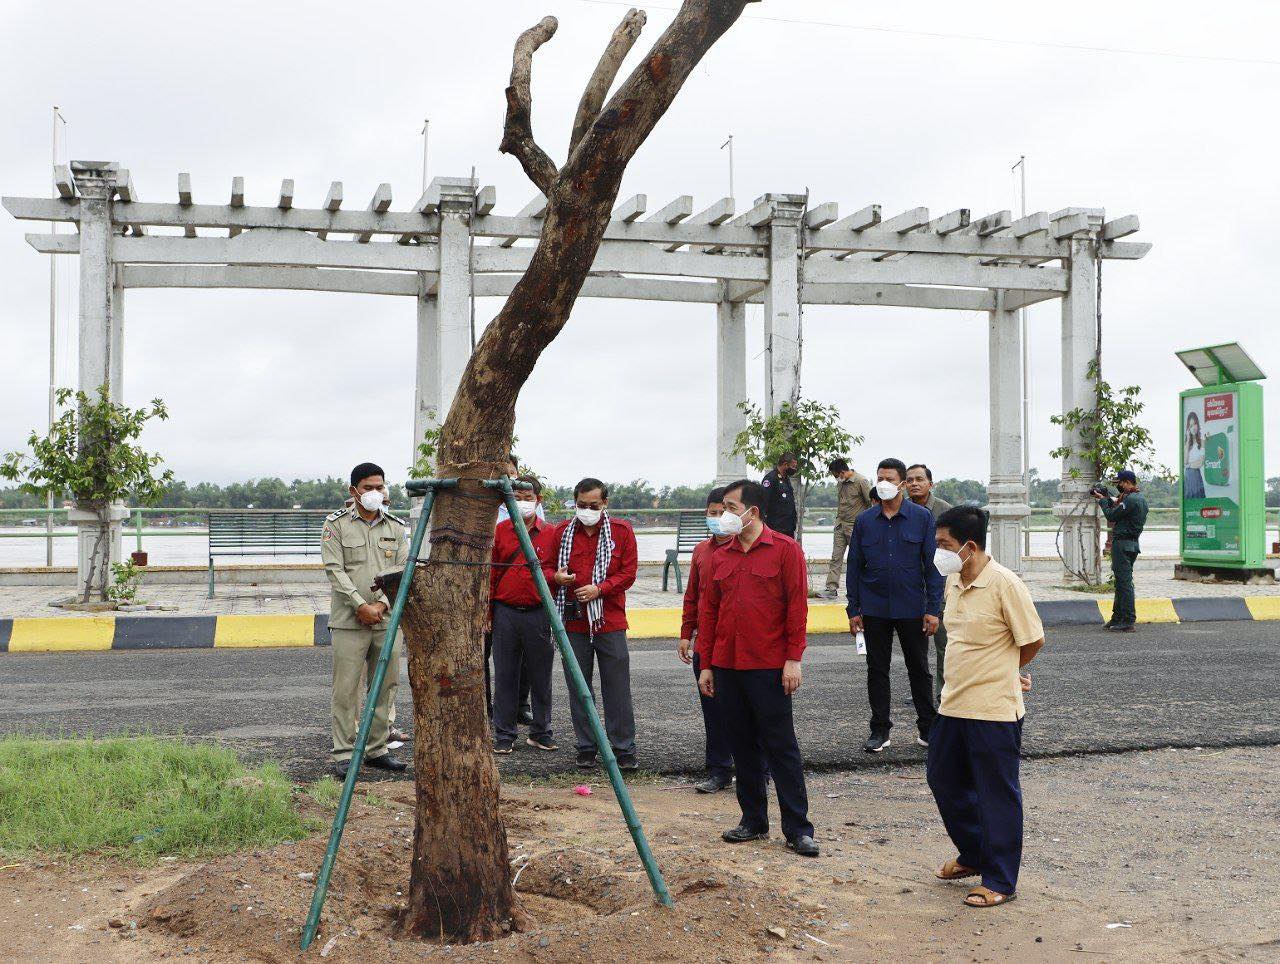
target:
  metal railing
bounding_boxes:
[3,505,1279,566]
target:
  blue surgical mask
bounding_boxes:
[705,515,723,536]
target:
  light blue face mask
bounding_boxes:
[705,515,724,536]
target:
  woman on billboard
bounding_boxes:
[1184,410,1206,499]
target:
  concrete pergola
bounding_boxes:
[5,161,1149,584]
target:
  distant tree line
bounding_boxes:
[5,470,1274,513]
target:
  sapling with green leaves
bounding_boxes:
[1,387,173,602]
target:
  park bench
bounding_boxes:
[661,509,709,593]
[207,509,327,597]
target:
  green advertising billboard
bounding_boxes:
[1176,344,1266,570]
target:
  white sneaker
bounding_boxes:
[916,736,929,748]
[387,739,404,750]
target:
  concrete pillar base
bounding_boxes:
[1054,480,1102,580]
[68,504,128,600]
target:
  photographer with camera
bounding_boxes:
[1093,470,1149,633]
[553,478,640,770]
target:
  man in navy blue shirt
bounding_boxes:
[847,458,944,753]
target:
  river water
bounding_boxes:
[0,525,1184,568]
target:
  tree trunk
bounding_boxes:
[398,1,757,943]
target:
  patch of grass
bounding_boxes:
[305,776,391,810]
[306,776,343,808]
[0,735,310,864]
[1059,580,1116,595]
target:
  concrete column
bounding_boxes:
[435,178,477,420]
[1054,219,1104,579]
[71,161,126,600]
[715,296,748,483]
[762,194,807,415]
[413,284,440,468]
[987,290,1031,572]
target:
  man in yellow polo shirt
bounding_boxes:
[926,505,1043,909]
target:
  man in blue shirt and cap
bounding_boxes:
[847,457,945,753]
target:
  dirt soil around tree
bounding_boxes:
[3,745,1277,963]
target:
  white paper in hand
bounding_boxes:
[855,631,867,655]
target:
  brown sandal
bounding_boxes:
[964,886,1016,908]
[936,858,980,881]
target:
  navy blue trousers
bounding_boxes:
[712,667,813,842]
[926,714,1025,895]
[692,652,734,778]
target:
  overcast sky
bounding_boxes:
[2,1,1278,491]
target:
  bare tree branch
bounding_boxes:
[500,16,561,196]
[569,8,648,153]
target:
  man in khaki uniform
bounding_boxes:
[823,458,873,599]
[322,462,409,778]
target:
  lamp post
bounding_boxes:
[1011,154,1031,558]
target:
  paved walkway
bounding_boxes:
[1,562,1276,618]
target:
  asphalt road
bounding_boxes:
[3,622,1277,782]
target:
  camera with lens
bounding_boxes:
[561,593,582,620]
[1089,483,1113,500]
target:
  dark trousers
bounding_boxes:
[565,630,636,758]
[933,620,948,702]
[485,630,531,717]
[863,615,938,737]
[1110,540,1140,627]
[692,651,734,778]
[926,715,1025,895]
[491,604,554,745]
[712,667,813,842]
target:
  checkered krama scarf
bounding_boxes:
[556,512,612,634]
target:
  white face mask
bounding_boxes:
[874,479,901,501]
[718,508,749,536]
[934,545,969,577]
[358,489,386,512]
[575,507,603,527]
[516,499,538,518]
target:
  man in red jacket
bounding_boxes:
[489,476,560,754]
[698,479,818,857]
[679,486,736,793]
[553,478,640,770]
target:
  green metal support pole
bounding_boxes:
[484,476,674,908]
[299,478,455,952]
[134,508,143,554]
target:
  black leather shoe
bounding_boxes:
[576,751,597,770]
[721,824,769,843]
[331,760,351,780]
[1107,623,1136,633]
[616,756,640,772]
[695,774,733,794]
[787,835,820,857]
[366,753,407,772]
[517,707,535,726]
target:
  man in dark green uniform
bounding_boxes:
[1095,470,1148,633]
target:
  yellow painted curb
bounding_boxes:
[808,604,852,634]
[214,614,314,648]
[626,608,683,640]
[8,616,115,652]
[626,604,854,639]
[1097,598,1180,624]
[1244,597,1280,621]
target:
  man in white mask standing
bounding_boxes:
[846,458,944,754]
[321,462,410,779]
[553,478,640,770]
[489,475,560,754]
[927,504,1042,909]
